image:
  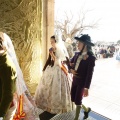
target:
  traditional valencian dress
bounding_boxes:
[2,32,40,120]
[35,43,74,114]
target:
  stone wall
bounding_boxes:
[0,0,54,94]
[0,0,42,94]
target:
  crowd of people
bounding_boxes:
[93,44,120,59]
[69,40,120,60]
[0,32,96,120]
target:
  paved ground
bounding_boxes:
[38,57,120,120]
[83,57,120,120]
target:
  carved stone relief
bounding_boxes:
[0,0,42,94]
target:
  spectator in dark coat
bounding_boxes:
[0,34,17,119]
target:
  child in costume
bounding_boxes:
[69,34,96,120]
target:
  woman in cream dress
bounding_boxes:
[35,35,74,115]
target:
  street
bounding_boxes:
[83,57,120,120]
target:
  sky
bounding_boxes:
[55,0,120,42]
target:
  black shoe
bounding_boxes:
[83,107,91,119]
[39,111,56,120]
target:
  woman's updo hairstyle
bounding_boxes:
[51,35,56,43]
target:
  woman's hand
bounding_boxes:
[65,57,70,65]
[70,63,74,67]
[49,48,56,61]
[83,88,89,97]
[70,69,77,75]
[49,47,53,54]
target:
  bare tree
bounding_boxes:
[55,10,99,41]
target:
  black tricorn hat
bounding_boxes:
[74,34,94,46]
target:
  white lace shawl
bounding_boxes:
[3,33,28,95]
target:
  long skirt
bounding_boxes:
[35,64,74,114]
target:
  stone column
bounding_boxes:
[0,0,42,94]
[42,0,55,65]
[47,0,55,53]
